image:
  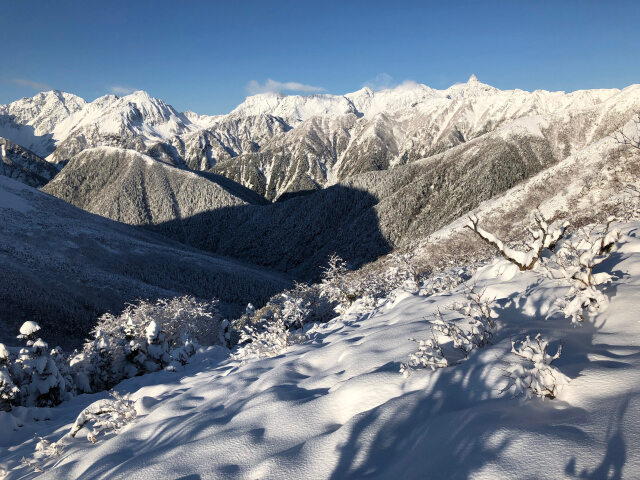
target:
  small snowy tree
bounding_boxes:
[17,321,41,345]
[542,218,620,324]
[0,343,19,410]
[466,212,568,271]
[12,327,68,407]
[320,254,354,309]
[502,334,568,399]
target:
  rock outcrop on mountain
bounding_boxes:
[0,176,288,348]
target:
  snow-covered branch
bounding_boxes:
[466,212,568,271]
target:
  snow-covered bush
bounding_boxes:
[542,218,620,324]
[615,185,640,222]
[467,211,568,271]
[419,266,470,296]
[502,334,568,399]
[384,253,421,292]
[400,333,448,377]
[451,288,498,349]
[232,316,306,360]
[402,291,498,376]
[72,296,223,392]
[69,391,137,443]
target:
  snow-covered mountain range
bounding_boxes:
[2,76,639,280]
[2,76,636,200]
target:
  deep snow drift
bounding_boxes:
[2,221,640,479]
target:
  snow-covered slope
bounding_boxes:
[128,105,640,280]
[3,221,639,479]
[0,137,58,187]
[0,176,288,348]
[42,147,266,227]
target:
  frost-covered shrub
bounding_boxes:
[450,288,498,349]
[503,334,568,399]
[542,218,620,324]
[69,391,137,443]
[231,281,335,351]
[72,296,223,392]
[615,185,640,222]
[384,253,421,292]
[320,254,354,309]
[401,290,498,376]
[419,266,470,296]
[467,211,568,271]
[400,334,448,377]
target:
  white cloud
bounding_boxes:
[363,73,418,92]
[247,79,325,95]
[9,78,52,91]
[109,85,137,95]
[363,73,394,91]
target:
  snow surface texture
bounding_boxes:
[2,222,640,479]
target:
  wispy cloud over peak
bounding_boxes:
[247,79,325,95]
[9,77,52,91]
[109,85,138,95]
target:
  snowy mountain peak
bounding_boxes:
[467,73,479,83]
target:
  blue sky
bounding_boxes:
[1,0,638,114]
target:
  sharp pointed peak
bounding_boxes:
[468,74,479,83]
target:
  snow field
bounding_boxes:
[2,223,640,478]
